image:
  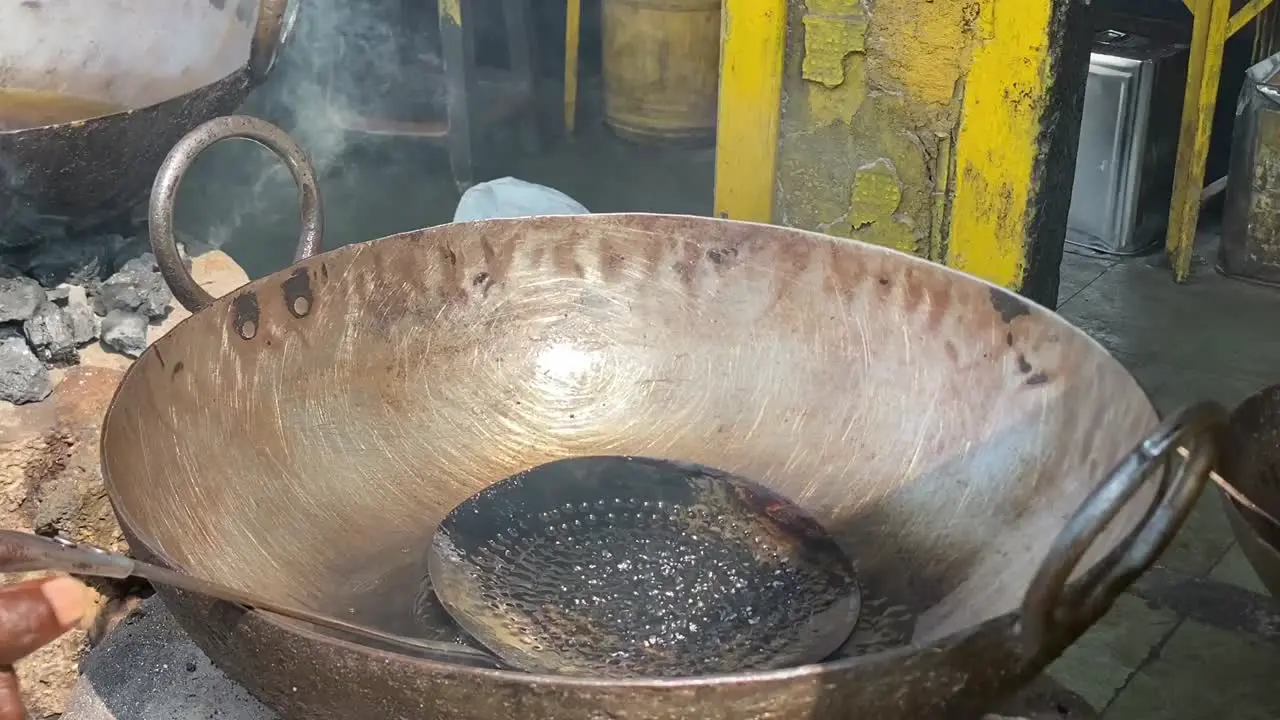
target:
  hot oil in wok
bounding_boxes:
[319,541,919,670]
[314,457,923,672]
[321,546,481,651]
[0,88,126,131]
[318,500,921,672]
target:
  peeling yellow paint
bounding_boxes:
[801,12,867,87]
[947,0,1055,290]
[859,217,919,255]
[753,0,1072,299]
[847,158,915,254]
[439,0,461,24]
[868,0,977,109]
[851,159,902,228]
[806,54,866,126]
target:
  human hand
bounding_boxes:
[0,575,92,720]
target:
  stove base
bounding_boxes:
[62,597,274,720]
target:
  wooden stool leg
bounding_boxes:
[502,0,541,151]
[440,0,477,192]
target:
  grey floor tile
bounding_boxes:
[1103,619,1280,719]
[1207,542,1270,595]
[1059,248,1117,304]
[1115,357,1269,416]
[1058,259,1280,383]
[1156,489,1236,577]
[1049,592,1181,711]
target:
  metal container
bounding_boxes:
[1220,54,1280,285]
[1067,29,1188,255]
[602,0,721,144]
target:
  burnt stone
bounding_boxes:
[94,254,172,321]
[23,300,79,363]
[46,284,71,303]
[63,286,100,346]
[99,310,148,358]
[0,276,46,323]
[110,235,152,273]
[0,334,52,404]
[23,235,115,288]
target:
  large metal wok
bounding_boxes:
[0,0,297,242]
[97,117,1224,719]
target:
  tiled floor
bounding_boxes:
[1050,242,1280,719]
[192,83,1280,717]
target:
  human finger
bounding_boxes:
[0,665,23,720]
[0,575,92,665]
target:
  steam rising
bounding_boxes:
[180,0,443,253]
[263,0,442,171]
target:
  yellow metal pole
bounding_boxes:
[712,0,786,222]
[1229,0,1272,37]
[719,0,1091,306]
[1166,0,1232,282]
[563,0,581,136]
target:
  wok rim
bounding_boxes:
[99,213,1157,688]
[0,64,249,137]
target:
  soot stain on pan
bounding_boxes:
[230,292,260,340]
[281,266,313,318]
[989,288,1031,323]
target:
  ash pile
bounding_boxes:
[0,218,190,405]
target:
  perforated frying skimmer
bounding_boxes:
[428,455,862,678]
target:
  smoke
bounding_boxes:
[178,0,443,254]
[263,0,443,170]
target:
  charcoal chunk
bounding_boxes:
[0,335,51,404]
[99,310,148,358]
[0,276,45,323]
[94,255,172,320]
[23,300,78,364]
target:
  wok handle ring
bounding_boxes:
[1019,400,1227,656]
[149,115,324,313]
[249,0,300,83]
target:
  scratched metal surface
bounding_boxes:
[100,213,1162,718]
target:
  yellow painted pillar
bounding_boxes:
[714,0,1091,307]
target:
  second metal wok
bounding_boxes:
[1219,384,1280,597]
[0,0,297,242]
[97,117,1223,719]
